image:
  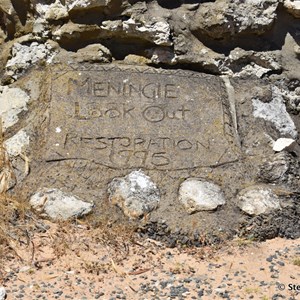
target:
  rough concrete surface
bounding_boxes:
[0,0,299,243]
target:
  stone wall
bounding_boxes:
[0,0,300,241]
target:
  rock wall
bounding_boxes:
[0,0,300,242]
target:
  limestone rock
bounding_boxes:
[284,0,300,18]
[0,86,29,131]
[45,0,69,21]
[123,54,150,65]
[178,179,225,214]
[191,0,279,39]
[30,188,94,221]
[108,170,160,219]
[75,43,112,63]
[273,138,296,152]
[66,0,110,12]
[237,186,281,215]
[4,130,30,157]
[5,42,57,79]
[252,86,298,138]
[0,287,6,300]
[101,18,172,46]
[258,152,290,183]
[222,48,281,78]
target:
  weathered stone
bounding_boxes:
[258,152,290,183]
[284,0,300,18]
[191,0,279,39]
[237,185,281,216]
[123,54,150,65]
[222,48,281,78]
[4,129,30,157]
[30,188,94,220]
[0,86,29,131]
[75,44,112,63]
[178,179,225,213]
[0,287,6,300]
[273,138,296,152]
[45,64,238,170]
[252,86,298,138]
[66,0,110,12]
[45,0,69,21]
[101,18,172,46]
[108,170,160,219]
[5,42,57,79]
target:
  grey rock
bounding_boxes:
[108,170,160,219]
[0,86,29,131]
[4,129,30,156]
[30,188,94,220]
[258,152,290,183]
[178,179,225,214]
[101,18,172,46]
[191,0,279,39]
[0,286,6,300]
[45,0,69,21]
[237,186,281,215]
[252,86,298,138]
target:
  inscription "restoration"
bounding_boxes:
[46,64,238,170]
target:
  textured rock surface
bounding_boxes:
[179,179,225,213]
[238,186,281,216]
[0,0,299,239]
[108,171,160,219]
[30,188,94,221]
[4,129,29,156]
[0,287,6,300]
[0,86,29,131]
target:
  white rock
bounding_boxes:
[45,0,69,21]
[108,170,160,219]
[6,42,57,79]
[0,86,29,131]
[4,129,30,156]
[30,188,94,220]
[272,138,296,152]
[252,86,298,138]
[0,287,6,300]
[238,186,281,216]
[284,0,300,18]
[178,179,225,214]
[66,0,110,12]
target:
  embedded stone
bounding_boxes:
[108,170,160,219]
[273,138,296,152]
[0,86,29,131]
[30,188,94,221]
[4,129,30,157]
[178,179,225,213]
[237,186,281,216]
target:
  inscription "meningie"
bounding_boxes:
[68,78,179,100]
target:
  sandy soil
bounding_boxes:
[0,221,299,300]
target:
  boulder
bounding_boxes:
[178,179,225,214]
[30,188,94,220]
[237,185,281,215]
[108,170,160,219]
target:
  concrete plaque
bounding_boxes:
[46,64,238,170]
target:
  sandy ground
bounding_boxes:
[0,221,299,300]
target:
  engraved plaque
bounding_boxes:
[46,64,238,170]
